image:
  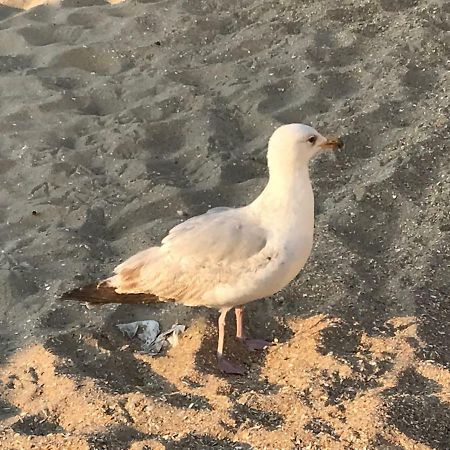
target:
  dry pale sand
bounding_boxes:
[0,0,449,449]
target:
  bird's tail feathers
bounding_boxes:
[60,281,158,305]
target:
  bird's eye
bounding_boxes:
[307,135,317,144]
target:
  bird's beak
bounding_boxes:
[320,136,344,151]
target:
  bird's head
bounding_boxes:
[267,123,343,173]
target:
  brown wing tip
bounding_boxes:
[60,282,122,303]
[60,282,159,305]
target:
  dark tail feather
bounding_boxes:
[60,283,159,305]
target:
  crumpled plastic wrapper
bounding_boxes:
[116,320,186,355]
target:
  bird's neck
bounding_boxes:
[251,164,314,217]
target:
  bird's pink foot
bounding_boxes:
[240,338,272,351]
[217,355,245,375]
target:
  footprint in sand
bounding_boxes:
[50,46,131,75]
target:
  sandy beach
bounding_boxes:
[0,0,449,448]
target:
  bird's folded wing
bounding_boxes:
[109,208,269,304]
[161,208,267,264]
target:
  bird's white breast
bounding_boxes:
[205,185,315,309]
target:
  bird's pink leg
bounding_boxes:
[217,308,244,375]
[235,306,272,351]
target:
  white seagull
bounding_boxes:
[62,123,343,374]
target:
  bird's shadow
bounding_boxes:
[43,302,213,414]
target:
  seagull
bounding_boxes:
[62,123,343,374]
